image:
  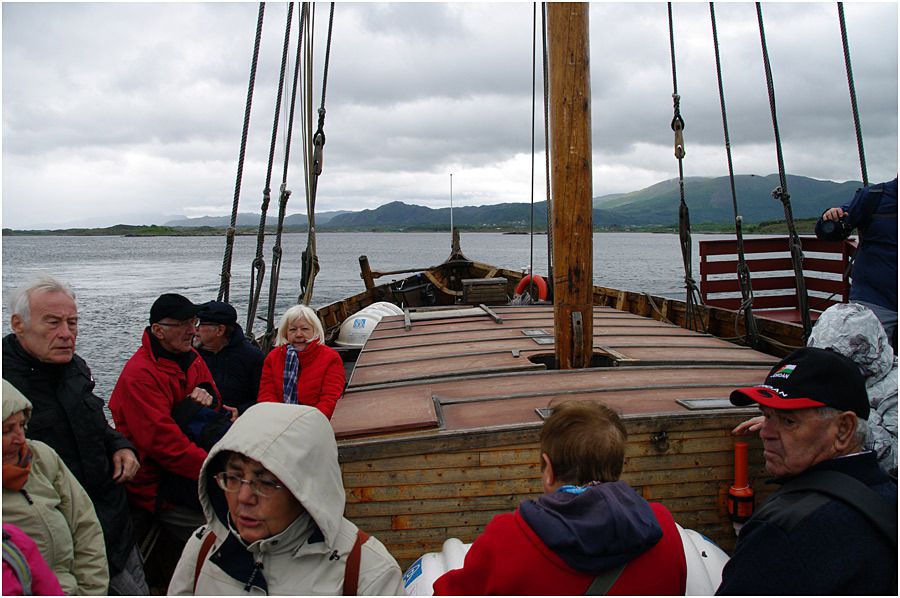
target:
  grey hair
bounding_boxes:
[8,275,76,325]
[816,406,869,449]
[275,304,324,346]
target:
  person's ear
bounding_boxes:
[217,325,227,339]
[833,411,859,451]
[541,453,557,493]
[10,314,25,335]
[150,323,165,340]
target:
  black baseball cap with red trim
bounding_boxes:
[730,346,869,420]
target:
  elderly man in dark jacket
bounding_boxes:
[717,347,897,595]
[3,275,147,595]
[194,301,264,415]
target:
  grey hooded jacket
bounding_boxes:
[167,403,403,595]
[808,303,897,477]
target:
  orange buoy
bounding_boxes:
[514,274,549,301]
[727,441,755,526]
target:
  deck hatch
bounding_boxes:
[522,328,554,345]
[676,398,736,410]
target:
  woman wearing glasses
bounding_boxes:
[167,403,403,595]
[257,305,346,419]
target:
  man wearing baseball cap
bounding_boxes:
[109,293,223,591]
[194,300,264,415]
[717,347,897,595]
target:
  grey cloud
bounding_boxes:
[2,2,896,229]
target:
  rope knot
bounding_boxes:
[771,186,790,205]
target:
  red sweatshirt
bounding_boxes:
[433,494,686,595]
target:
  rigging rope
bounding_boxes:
[541,3,554,287]
[527,2,537,299]
[245,3,295,337]
[218,3,265,303]
[709,2,760,348]
[755,2,812,340]
[667,3,705,333]
[838,2,868,187]
[263,2,309,352]
[298,2,335,306]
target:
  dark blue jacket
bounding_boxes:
[832,178,898,311]
[196,324,264,414]
[717,451,897,595]
[2,334,137,575]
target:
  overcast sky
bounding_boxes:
[2,2,897,229]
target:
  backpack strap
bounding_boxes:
[584,564,626,595]
[2,531,33,596]
[343,528,370,596]
[770,469,897,548]
[193,529,218,593]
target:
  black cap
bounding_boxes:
[149,293,201,324]
[730,347,869,419]
[197,301,238,326]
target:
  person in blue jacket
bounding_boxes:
[194,301,264,416]
[819,177,898,345]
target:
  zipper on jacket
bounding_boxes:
[244,560,264,592]
[20,489,33,505]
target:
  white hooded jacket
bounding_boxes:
[167,403,403,595]
[808,302,897,477]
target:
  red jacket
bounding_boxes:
[432,503,686,596]
[257,340,346,419]
[109,329,219,513]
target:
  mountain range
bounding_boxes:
[163,174,862,230]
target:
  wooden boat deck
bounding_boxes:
[330,305,778,566]
[332,305,776,440]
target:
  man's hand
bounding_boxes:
[111,449,140,483]
[222,405,239,423]
[187,386,214,407]
[823,207,847,222]
[732,415,764,436]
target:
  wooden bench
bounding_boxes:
[699,236,856,324]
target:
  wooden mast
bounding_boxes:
[547,3,593,369]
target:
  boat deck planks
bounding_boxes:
[344,305,775,390]
[331,304,778,568]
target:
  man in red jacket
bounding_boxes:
[109,293,223,591]
[432,401,687,595]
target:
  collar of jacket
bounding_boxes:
[142,327,197,373]
[767,450,886,487]
[210,511,333,591]
[3,334,69,381]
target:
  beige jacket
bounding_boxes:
[2,379,109,595]
[167,403,403,595]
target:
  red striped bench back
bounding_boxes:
[699,236,856,324]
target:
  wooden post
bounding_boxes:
[548,3,593,369]
[359,255,375,290]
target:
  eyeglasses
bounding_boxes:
[156,318,200,328]
[214,472,285,497]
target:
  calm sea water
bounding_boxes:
[1,231,736,398]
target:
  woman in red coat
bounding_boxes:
[257,305,346,419]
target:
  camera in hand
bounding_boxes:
[815,216,852,242]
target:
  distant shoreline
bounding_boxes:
[2,219,817,237]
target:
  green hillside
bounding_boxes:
[593,174,861,225]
